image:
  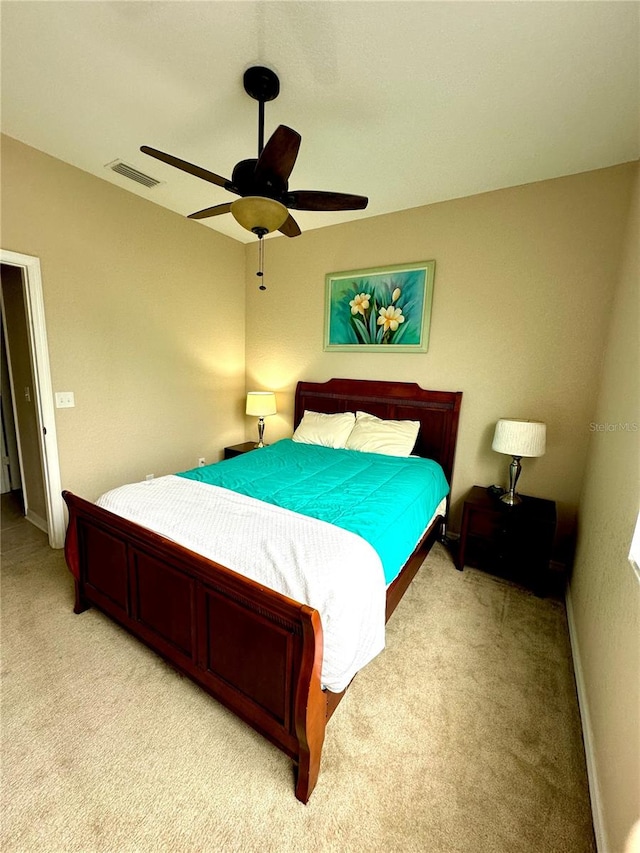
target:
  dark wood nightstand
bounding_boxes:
[456,485,557,596]
[223,441,258,460]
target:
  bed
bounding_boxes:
[63,378,462,802]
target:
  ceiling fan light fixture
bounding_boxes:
[231,196,288,235]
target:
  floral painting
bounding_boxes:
[324,261,435,352]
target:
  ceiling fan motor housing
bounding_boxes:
[231,158,286,199]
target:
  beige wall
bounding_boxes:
[1,134,246,500]
[569,163,639,853]
[245,163,636,560]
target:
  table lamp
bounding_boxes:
[246,391,277,448]
[491,418,546,505]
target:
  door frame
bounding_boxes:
[1,249,64,548]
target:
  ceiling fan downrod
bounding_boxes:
[243,66,280,157]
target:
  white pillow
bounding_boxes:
[292,410,356,449]
[344,410,420,457]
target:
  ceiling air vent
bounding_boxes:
[105,160,161,188]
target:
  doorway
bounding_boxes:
[1,318,23,505]
[0,251,64,548]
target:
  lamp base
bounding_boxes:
[255,416,266,449]
[500,455,523,506]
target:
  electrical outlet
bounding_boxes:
[145,474,154,481]
[198,457,205,467]
[55,391,75,408]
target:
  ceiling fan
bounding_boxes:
[141,66,369,239]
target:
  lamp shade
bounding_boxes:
[492,419,546,457]
[246,391,277,417]
[231,197,289,234]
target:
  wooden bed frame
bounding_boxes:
[63,378,462,803]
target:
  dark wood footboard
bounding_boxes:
[63,491,444,800]
[63,490,327,803]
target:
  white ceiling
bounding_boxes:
[2,1,638,244]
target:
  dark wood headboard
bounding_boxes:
[294,378,462,487]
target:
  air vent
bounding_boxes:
[105,160,161,188]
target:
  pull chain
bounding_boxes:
[256,231,266,290]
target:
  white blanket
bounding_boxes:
[96,475,387,692]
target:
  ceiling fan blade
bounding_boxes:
[141,146,233,190]
[255,125,301,185]
[279,214,301,238]
[188,202,233,220]
[287,190,368,211]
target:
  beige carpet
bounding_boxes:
[1,494,595,853]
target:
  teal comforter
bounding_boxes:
[178,439,449,584]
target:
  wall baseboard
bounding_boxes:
[565,581,608,853]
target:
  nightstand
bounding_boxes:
[456,485,557,596]
[223,441,258,460]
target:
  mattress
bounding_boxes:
[96,442,449,691]
[179,439,449,584]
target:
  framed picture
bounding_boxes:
[324,260,435,352]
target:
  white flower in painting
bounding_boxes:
[377,305,405,332]
[392,287,401,303]
[349,292,371,316]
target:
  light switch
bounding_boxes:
[55,391,75,408]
